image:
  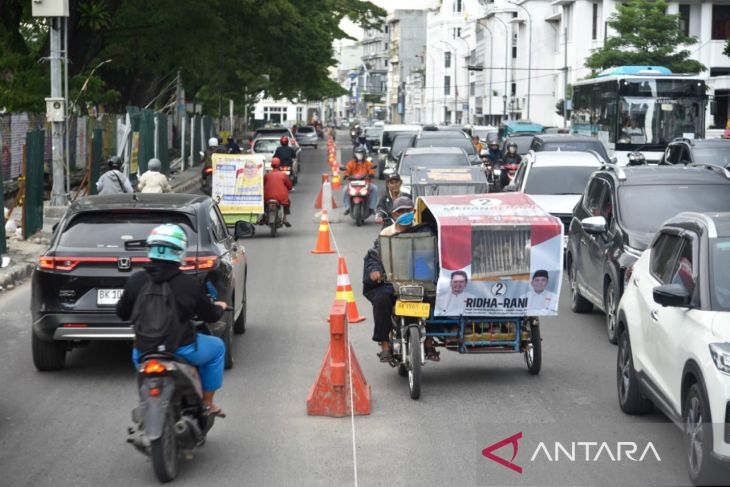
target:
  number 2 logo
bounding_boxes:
[491,282,507,296]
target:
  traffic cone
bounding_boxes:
[311,210,336,254]
[336,256,366,323]
[331,168,341,190]
[314,174,337,209]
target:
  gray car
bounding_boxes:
[295,125,318,149]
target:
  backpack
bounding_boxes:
[131,274,187,354]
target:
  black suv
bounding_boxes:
[529,134,611,163]
[31,194,253,371]
[660,137,730,168]
[567,164,730,344]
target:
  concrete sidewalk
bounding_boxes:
[0,160,201,291]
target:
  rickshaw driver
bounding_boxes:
[363,197,440,363]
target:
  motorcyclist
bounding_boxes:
[137,158,171,193]
[500,142,522,189]
[472,135,484,155]
[226,136,241,154]
[263,157,293,227]
[116,224,228,417]
[485,140,503,165]
[342,146,378,216]
[375,173,408,226]
[273,136,298,184]
[363,197,439,362]
[96,156,133,195]
[354,134,371,154]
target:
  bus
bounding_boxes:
[571,66,707,164]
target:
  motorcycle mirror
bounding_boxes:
[339,165,346,171]
[199,151,205,158]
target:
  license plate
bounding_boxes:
[395,301,430,318]
[97,289,123,305]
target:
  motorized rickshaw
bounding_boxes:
[378,193,564,399]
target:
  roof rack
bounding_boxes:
[688,163,730,180]
[600,163,627,181]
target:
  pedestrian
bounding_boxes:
[97,156,133,195]
[137,158,171,193]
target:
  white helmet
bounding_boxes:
[208,137,219,148]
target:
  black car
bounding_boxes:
[530,134,611,163]
[660,137,730,168]
[567,164,730,344]
[31,194,253,371]
[409,130,480,165]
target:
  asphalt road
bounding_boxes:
[0,137,697,487]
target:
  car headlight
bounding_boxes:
[709,343,730,375]
[399,285,424,302]
[494,169,502,176]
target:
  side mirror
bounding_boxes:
[581,216,607,235]
[234,221,255,239]
[339,165,346,171]
[610,156,618,164]
[199,151,205,158]
[653,283,691,307]
[379,147,389,154]
[504,184,517,192]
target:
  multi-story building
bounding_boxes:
[332,42,363,123]
[386,10,428,123]
[360,25,389,118]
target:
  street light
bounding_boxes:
[508,0,532,120]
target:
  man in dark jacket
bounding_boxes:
[273,136,298,185]
[374,173,409,226]
[116,224,228,416]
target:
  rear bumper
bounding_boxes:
[33,312,132,341]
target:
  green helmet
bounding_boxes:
[146,224,187,263]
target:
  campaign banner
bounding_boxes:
[419,194,564,317]
[213,153,265,215]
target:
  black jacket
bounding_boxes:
[375,190,410,218]
[116,261,223,347]
[273,145,297,166]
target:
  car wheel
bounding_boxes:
[604,280,619,344]
[234,281,247,335]
[223,312,234,370]
[684,382,723,485]
[32,330,67,371]
[616,330,652,414]
[569,258,593,313]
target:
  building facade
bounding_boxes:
[360,25,390,119]
[386,10,428,123]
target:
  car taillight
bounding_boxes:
[37,256,117,271]
[63,323,88,328]
[204,167,213,175]
[149,388,161,396]
[143,360,167,374]
[179,255,218,271]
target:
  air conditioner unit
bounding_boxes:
[31,0,69,17]
[45,97,65,122]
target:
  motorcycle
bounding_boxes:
[500,160,520,190]
[126,314,230,482]
[345,174,373,227]
[279,164,297,187]
[263,199,284,238]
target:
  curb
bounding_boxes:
[0,261,35,292]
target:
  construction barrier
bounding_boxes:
[307,300,371,417]
[314,173,337,209]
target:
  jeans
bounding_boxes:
[132,333,225,392]
[343,182,378,211]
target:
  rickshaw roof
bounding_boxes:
[416,192,562,227]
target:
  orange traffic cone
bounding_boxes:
[331,169,341,190]
[311,210,336,254]
[336,257,365,323]
[314,174,337,209]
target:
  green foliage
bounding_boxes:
[725,39,730,57]
[585,0,705,74]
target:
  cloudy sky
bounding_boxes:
[340,0,439,40]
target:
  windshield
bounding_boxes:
[414,137,476,155]
[540,141,609,163]
[365,127,383,138]
[692,147,730,167]
[60,213,196,251]
[524,166,598,195]
[255,129,289,139]
[398,153,470,176]
[298,127,315,133]
[711,238,730,311]
[391,134,414,157]
[617,96,702,147]
[618,185,730,233]
[383,130,416,147]
[253,140,279,153]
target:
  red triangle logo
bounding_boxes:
[481,432,523,474]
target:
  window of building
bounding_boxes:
[592,3,599,40]
[470,82,475,96]
[512,46,517,58]
[296,107,303,122]
[511,82,516,96]
[444,76,451,95]
[679,4,690,36]
[444,107,451,123]
[264,106,287,124]
[444,52,451,68]
[712,5,730,40]
[454,0,463,13]
[451,27,462,39]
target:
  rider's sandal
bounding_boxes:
[425,348,441,362]
[377,350,393,363]
[207,407,227,418]
[284,221,292,228]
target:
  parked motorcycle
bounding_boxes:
[345,175,373,227]
[127,315,229,482]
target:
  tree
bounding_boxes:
[724,39,730,57]
[585,0,705,74]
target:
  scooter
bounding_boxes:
[127,315,230,482]
[345,174,373,227]
[264,199,284,238]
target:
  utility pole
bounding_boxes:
[49,18,66,206]
[563,28,569,128]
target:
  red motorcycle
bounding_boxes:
[346,174,373,226]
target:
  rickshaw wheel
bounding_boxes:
[525,321,541,375]
[408,330,422,399]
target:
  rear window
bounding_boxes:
[383,130,416,148]
[298,126,315,133]
[540,141,609,162]
[414,137,476,155]
[59,212,196,251]
[253,139,279,152]
[255,129,289,138]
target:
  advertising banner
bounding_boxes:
[417,194,564,317]
[213,153,265,215]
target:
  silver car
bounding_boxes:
[295,125,318,148]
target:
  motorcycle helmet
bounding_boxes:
[107,155,122,170]
[507,142,518,154]
[147,224,187,263]
[208,137,219,148]
[353,146,366,161]
[280,136,289,145]
[271,157,281,168]
[147,158,162,172]
[488,140,500,148]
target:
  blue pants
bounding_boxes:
[132,333,225,392]
[343,182,378,210]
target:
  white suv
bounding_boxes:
[615,211,730,485]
